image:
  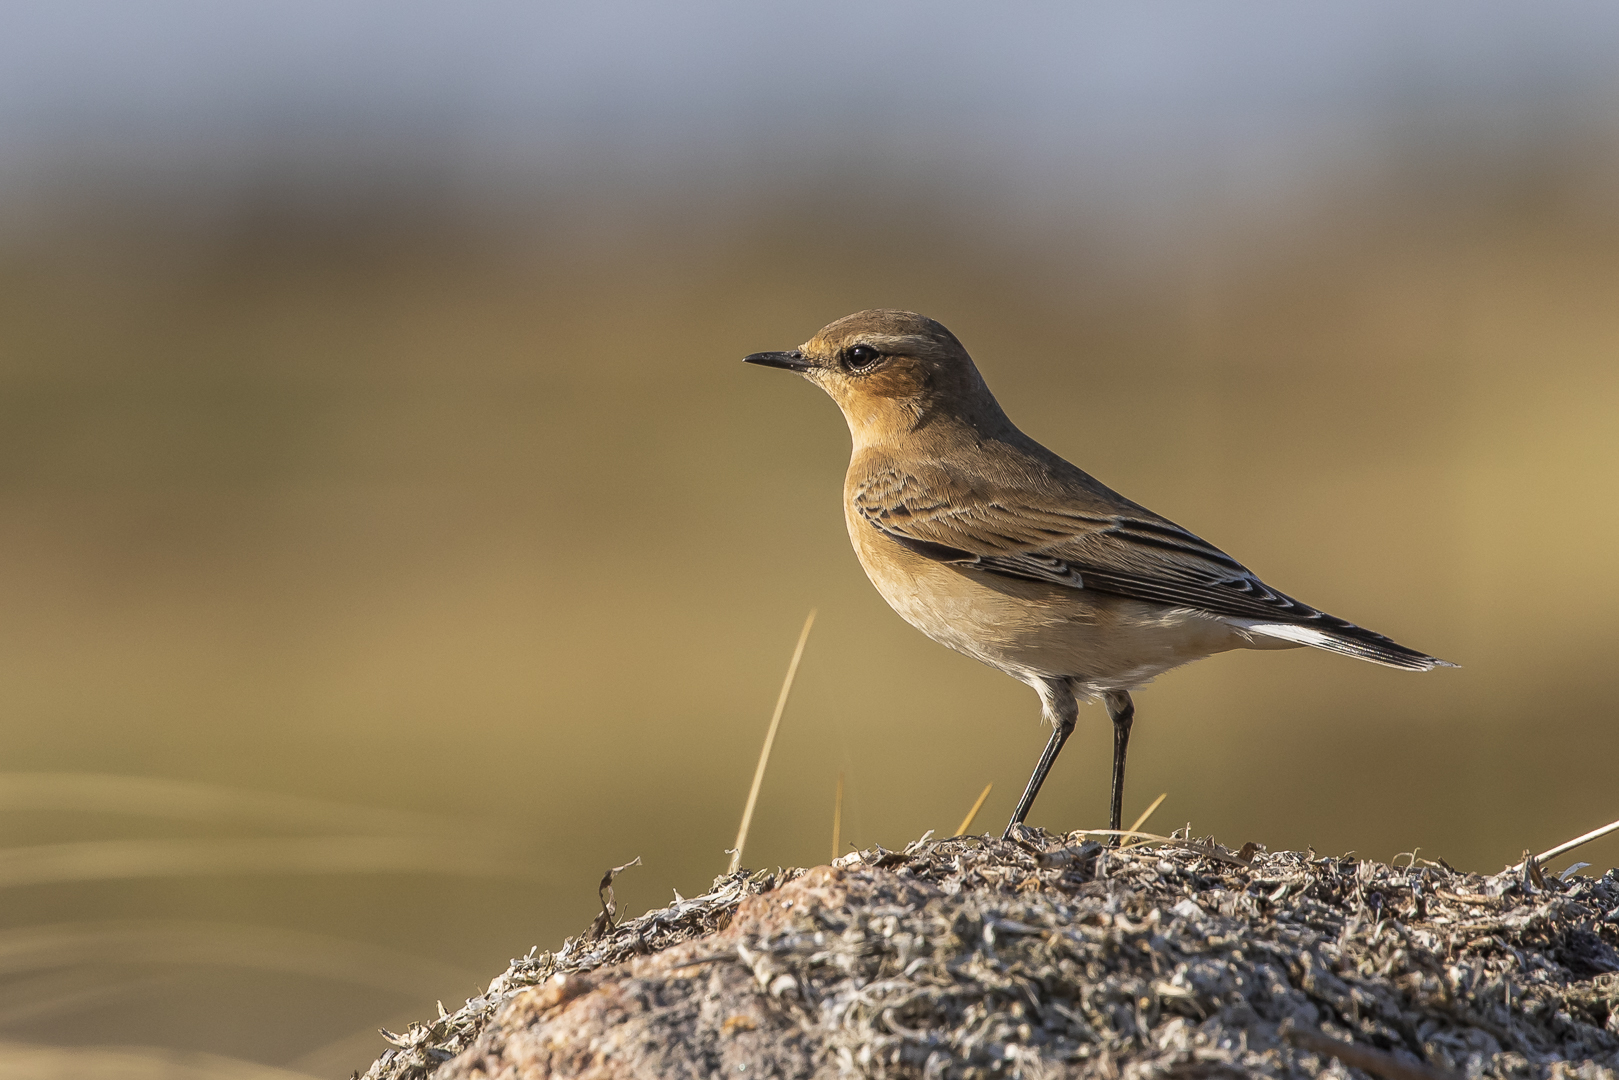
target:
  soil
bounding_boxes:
[357,829,1619,1079]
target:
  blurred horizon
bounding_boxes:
[8,2,1619,240]
[2,3,1618,1076]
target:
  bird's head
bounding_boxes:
[744,309,1009,445]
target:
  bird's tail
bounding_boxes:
[1237,619,1455,672]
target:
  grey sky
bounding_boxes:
[5,2,1619,208]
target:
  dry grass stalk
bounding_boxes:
[1069,827,1254,866]
[954,783,993,837]
[1527,816,1619,870]
[729,610,816,875]
[0,836,539,890]
[0,772,457,836]
[0,1040,323,1080]
[831,773,844,863]
[1120,791,1169,849]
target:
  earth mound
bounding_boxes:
[360,829,1619,1079]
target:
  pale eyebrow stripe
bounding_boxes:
[853,334,926,349]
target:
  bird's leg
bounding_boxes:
[1003,679,1078,839]
[1104,690,1134,845]
[1003,722,1072,839]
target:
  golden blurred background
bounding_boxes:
[1,3,1618,1075]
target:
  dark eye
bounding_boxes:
[843,344,883,372]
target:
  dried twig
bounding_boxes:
[586,857,641,942]
[729,610,816,875]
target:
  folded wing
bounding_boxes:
[852,464,1449,671]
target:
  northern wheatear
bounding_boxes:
[745,310,1452,840]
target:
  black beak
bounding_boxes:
[743,350,812,372]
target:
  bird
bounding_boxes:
[744,309,1453,841]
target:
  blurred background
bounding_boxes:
[2,1,1618,1074]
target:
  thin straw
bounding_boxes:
[729,610,816,875]
[1523,816,1619,870]
[955,783,993,837]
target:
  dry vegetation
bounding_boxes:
[361,830,1618,1079]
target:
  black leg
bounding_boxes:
[1003,717,1074,839]
[1105,690,1134,844]
[1003,679,1079,839]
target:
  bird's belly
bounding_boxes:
[849,524,1245,697]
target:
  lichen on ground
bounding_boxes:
[359,829,1619,1079]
